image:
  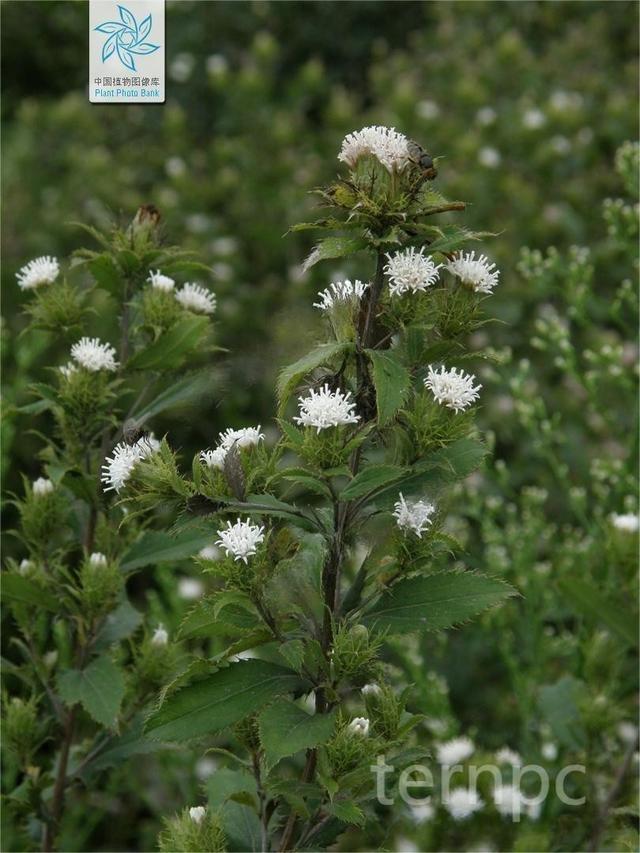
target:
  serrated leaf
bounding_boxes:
[363,571,517,633]
[127,315,210,370]
[258,700,337,770]
[558,578,638,648]
[2,574,58,611]
[178,597,258,640]
[120,529,213,571]
[88,254,122,293]
[58,656,125,729]
[94,599,142,649]
[302,236,369,272]
[326,800,365,826]
[279,639,305,671]
[538,676,586,751]
[339,465,406,501]
[208,767,257,808]
[145,660,306,742]
[134,371,215,421]
[366,350,411,426]
[276,342,352,415]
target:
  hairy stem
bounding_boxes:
[42,708,77,852]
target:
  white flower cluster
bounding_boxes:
[294,384,360,432]
[338,125,410,173]
[347,717,370,736]
[189,806,206,825]
[200,425,264,470]
[313,279,369,311]
[151,624,169,646]
[610,512,639,533]
[393,493,436,538]
[444,788,483,820]
[70,337,119,372]
[16,256,59,290]
[147,270,175,291]
[215,518,265,563]
[446,250,500,295]
[436,736,475,765]
[424,365,482,413]
[32,477,54,496]
[89,552,108,568]
[101,435,160,493]
[384,247,442,296]
[175,282,216,314]
[493,784,540,820]
[495,747,522,766]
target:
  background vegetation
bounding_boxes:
[2,2,638,851]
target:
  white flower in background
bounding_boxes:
[443,788,483,820]
[347,717,370,736]
[147,269,175,291]
[446,250,500,294]
[338,125,410,173]
[522,108,546,129]
[59,362,78,379]
[32,477,54,496]
[437,736,475,765]
[101,436,159,493]
[495,747,522,766]
[393,493,436,538]
[188,806,206,825]
[216,518,265,564]
[424,365,482,413]
[70,337,119,372]
[617,721,638,744]
[361,683,382,697]
[492,784,532,819]
[18,559,33,575]
[476,106,497,126]
[478,146,501,168]
[165,157,186,178]
[175,283,216,315]
[294,384,360,432]
[417,99,440,120]
[16,256,59,290]
[409,801,435,823]
[89,552,108,568]
[394,838,419,853]
[195,757,218,781]
[313,279,369,310]
[219,426,265,449]
[198,545,221,561]
[610,512,639,533]
[384,247,442,296]
[177,577,204,600]
[541,741,558,761]
[206,53,228,77]
[199,446,228,470]
[151,624,169,646]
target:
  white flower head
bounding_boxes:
[617,721,638,744]
[32,477,54,497]
[478,147,501,168]
[151,624,169,646]
[19,559,33,575]
[294,384,360,433]
[610,512,639,533]
[70,337,119,372]
[495,747,522,766]
[492,784,530,819]
[523,108,546,129]
[175,283,216,315]
[338,125,410,173]
[410,801,435,823]
[178,577,204,600]
[188,806,206,825]
[313,279,369,311]
[393,493,436,538]
[446,250,500,294]
[424,365,481,413]
[219,426,265,450]
[385,247,442,296]
[216,518,265,564]
[89,552,108,568]
[444,788,483,820]
[101,436,159,493]
[361,683,382,697]
[437,736,475,765]
[59,362,78,379]
[195,757,218,780]
[476,106,497,126]
[199,446,228,470]
[147,269,175,291]
[198,545,222,561]
[541,741,558,761]
[347,717,370,736]
[16,256,59,290]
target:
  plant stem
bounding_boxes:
[42,707,77,852]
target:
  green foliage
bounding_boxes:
[57,655,126,730]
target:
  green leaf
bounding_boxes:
[363,571,517,633]
[208,767,257,808]
[276,342,352,415]
[134,371,215,421]
[365,350,411,426]
[558,578,638,648]
[94,599,142,649]
[326,800,365,827]
[120,529,213,571]
[219,801,262,853]
[127,315,210,370]
[2,574,58,611]
[82,716,164,775]
[222,494,318,532]
[265,533,325,625]
[178,597,258,640]
[538,676,586,751]
[339,465,406,501]
[302,236,369,272]
[88,254,122,293]
[145,660,306,742]
[258,700,337,770]
[57,655,125,729]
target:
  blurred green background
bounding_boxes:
[2,2,638,851]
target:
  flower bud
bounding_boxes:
[347,716,370,736]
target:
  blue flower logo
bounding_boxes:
[94,5,160,72]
